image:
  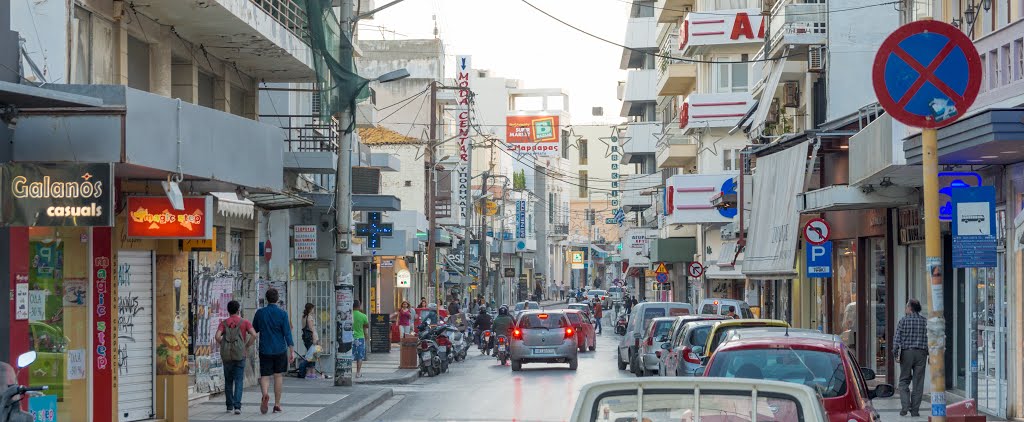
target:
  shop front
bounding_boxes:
[1,162,116,422]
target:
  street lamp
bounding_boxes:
[374,68,411,83]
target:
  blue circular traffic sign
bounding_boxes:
[872,20,981,129]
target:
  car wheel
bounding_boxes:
[512,360,522,371]
[569,358,578,370]
[617,355,627,370]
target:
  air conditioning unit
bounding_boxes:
[766,98,780,124]
[808,47,825,72]
[720,223,738,240]
[783,82,800,108]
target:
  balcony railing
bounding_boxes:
[250,0,310,40]
[768,0,827,53]
[973,17,1024,112]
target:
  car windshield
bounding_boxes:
[515,303,525,311]
[527,302,540,309]
[713,326,774,351]
[519,314,568,329]
[593,390,805,422]
[707,348,848,398]
[589,290,607,296]
[701,304,716,314]
[609,287,623,293]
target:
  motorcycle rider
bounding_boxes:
[491,305,515,350]
[473,307,493,350]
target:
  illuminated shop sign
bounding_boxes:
[938,171,982,222]
[126,196,213,239]
[0,162,114,227]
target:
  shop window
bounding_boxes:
[832,239,857,353]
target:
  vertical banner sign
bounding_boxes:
[951,186,997,268]
[92,227,113,421]
[293,225,318,259]
[516,200,526,238]
[456,55,473,227]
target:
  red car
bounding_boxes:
[563,309,596,352]
[703,332,895,422]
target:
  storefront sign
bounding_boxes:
[28,395,57,422]
[125,196,212,239]
[952,186,997,268]
[456,55,473,224]
[0,162,114,227]
[506,115,561,155]
[293,225,318,259]
[91,227,113,421]
[516,200,526,238]
[396,269,411,288]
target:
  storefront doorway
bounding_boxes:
[115,250,156,421]
[965,262,1008,416]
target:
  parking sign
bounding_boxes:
[806,241,832,278]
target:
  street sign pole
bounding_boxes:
[921,126,946,419]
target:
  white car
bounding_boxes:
[570,378,829,422]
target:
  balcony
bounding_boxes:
[680,8,764,57]
[656,0,693,23]
[656,135,698,169]
[972,17,1024,113]
[623,122,662,163]
[621,17,659,69]
[767,0,827,57]
[657,33,698,96]
[849,113,921,187]
[679,91,755,135]
[139,0,314,80]
[550,224,570,238]
[620,69,658,117]
[621,173,663,212]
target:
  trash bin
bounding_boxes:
[399,334,419,369]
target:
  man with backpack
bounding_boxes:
[215,300,256,415]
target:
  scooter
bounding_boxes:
[1,351,47,422]
[479,330,493,355]
[494,335,510,366]
[443,325,469,362]
[615,314,628,335]
[416,326,443,377]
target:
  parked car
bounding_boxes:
[702,318,790,362]
[569,378,829,422]
[616,302,694,373]
[704,332,895,422]
[510,311,578,371]
[698,298,755,318]
[659,318,725,377]
[633,316,679,376]
[564,309,596,352]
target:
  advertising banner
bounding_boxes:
[126,196,213,239]
[0,162,114,226]
[293,225,318,259]
[455,55,473,225]
[516,200,526,238]
[506,115,560,155]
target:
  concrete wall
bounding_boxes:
[373,144,427,215]
[12,0,68,84]
[825,0,899,121]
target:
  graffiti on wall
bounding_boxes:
[189,252,256,394]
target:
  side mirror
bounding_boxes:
[660,342,671,350]
[17,351,37,368]
[860,367,877,381]
[700,356,709,366]
[657,335,669,343]
[693,346,704,356]
[870,384,895,399]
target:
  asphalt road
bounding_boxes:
[359,303,629,422]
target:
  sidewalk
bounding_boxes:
[188,377,391,422]
[355,343,419,385]
[872,394,1007,421]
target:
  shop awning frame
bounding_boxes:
[743,140,809,278]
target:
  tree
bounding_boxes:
[513,169,526,191]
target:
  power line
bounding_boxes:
[605,0,901,17]
[520,0,805,64]
[378,89,430,123]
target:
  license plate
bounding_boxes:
[420,352,431,361]
[498,345,506,352]
[533,348,554,355]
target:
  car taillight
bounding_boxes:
[437,335,451,346]
[564,327,574,339]
[682,347,701,364]
[513,329,522,340]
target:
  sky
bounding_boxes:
[359,0,632,125]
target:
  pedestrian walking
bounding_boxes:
[593,301,604,334]
[894,299,928,417]
[625,295,634,315]
[394,300,414,337]
[559,283,566,301]
[353,299,370,378]
[252,289,294,414]
[533,284,542,302]
[215,300,256,414]
[299,303,320,379]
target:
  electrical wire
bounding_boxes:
[378,89,430,123]
[520,0,804,64]
[604,0,901,17]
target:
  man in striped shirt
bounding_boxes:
[894,298,928,417]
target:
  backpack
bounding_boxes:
[221,322,245,362]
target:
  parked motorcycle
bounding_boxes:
[1,352,47,422]
[494,335,510,366]
[442,325,469,362]
[435,330,451,373]
[416,325,443,377]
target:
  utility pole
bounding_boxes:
[478,172,489,302]
[333,0,356,388]
[586,191,593,289]
[426,81,438,294]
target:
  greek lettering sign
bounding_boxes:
[293,225,318,259]
[951,186,997,268]
[1,162,114,227]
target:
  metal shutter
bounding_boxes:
[116,251,155,421]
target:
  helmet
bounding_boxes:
[428,303,438,310]
[498,306,509,316]
[479,307,488,315]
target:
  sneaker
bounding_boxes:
[226,409,233,414]
[899,411,907,416]
[273,405,283,413]
[234,409,241,415]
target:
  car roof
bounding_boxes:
[714,335,846,353]
[725,327,842,343]
[712,319,789,329]
[634,301,693,308]
[678,315,727,322]
[570,378,828,422]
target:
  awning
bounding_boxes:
[211,192,255,219]
[749,56,788,135]
[247,191,314,210]
[743,140,809,278]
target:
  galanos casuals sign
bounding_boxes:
[126,196,213,239]
[0,162,114,227]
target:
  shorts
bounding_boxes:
[259,352,288,376]
[353,338,366,361]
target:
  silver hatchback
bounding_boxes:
[510,311,579,371]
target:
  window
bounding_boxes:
[127,36,150,91]
[579,170,589,198]
[723,149,741,171]
[579,139,588,165]
[197,72,215,108]
[714,55,750,93]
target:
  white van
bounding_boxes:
[616,301,695,373]
[698,298,754,318]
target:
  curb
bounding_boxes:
[356,369,420,385]
[325,388,394,422]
